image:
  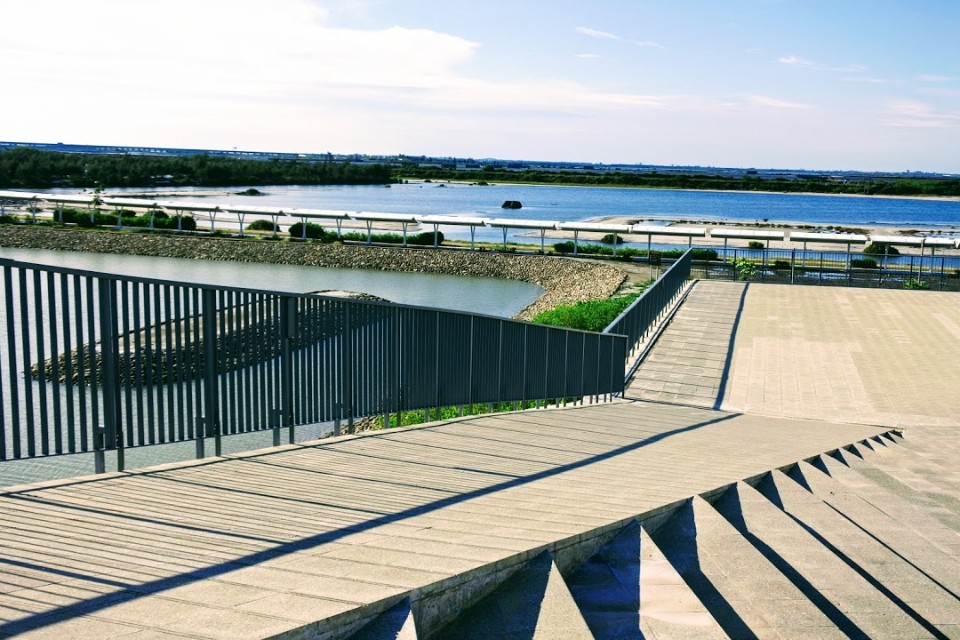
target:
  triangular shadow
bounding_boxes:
[645,500,756,639]
[348,598,417,640]
[565,520,643,639]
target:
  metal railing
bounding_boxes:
[1,258,626,471]
[604,249,692,366]
[696,248,960,291]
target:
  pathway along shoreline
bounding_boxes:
[0,226,626,320]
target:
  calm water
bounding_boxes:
[100,182,960,226]
[1,248,544,318]
[89,182,960,247]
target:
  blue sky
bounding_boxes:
[2,0,958,172]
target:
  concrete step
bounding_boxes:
[563,519,728,639]
[821,447,960,559]
[842,439,960,530]
[789,459,960,600]
[430,551,593,639]
[646,496,843,639]
[758,470,960,638]
[712,480,936,639]
[347,598,418,640]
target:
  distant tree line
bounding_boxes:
[406,166,960,197]
[0,148,394,188]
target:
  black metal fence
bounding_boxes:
[1,258,626,471]
[694,248,960,291]
[604,249,692,366]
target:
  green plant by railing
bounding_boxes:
[904,278,931,290]
[733,258,757,280]
[374,400,563,429]
[532,281,652,331]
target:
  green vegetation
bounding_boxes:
[850,258,878,269]
[748,241,765,250]
[532,282,652,332]
[551,242,718,262]
[288,221,330,240]
[733,258,757,280]
[864,242,900,255]
[904,278,931,290]
[246,219,279,232]
[600,233,624,245]
[341,230,445,246]
[0,147,393,188]
[401,166,960,197]
[48,207,197,230]
[375,401,553,429]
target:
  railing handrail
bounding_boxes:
[603,249,692,335]
[1,257,627,475]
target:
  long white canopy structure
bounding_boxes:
[556,221,632,255]
[418,215,488,249]
[487,218,558,251]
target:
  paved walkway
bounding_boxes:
[2,281,958,639]
[0,402,884,639]
[626,281,747,408]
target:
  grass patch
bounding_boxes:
[532,281,652,332]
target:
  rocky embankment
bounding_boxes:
[0,226,626,319]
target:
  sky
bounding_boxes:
[1,0,958,173]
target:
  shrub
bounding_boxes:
[247,219,279,232]
[904,278,930,290]
[733,258,757,280]
[532,289,649,332]
[748,241,765,250]
[850,258,878,269]
[553,241,575,254]
[772,260,791,270]
[288,221,327,240]
[864,242,899,255]
[600,233,624,245]
[691,248,719,261]
[408,230,444,246]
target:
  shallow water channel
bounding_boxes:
[1,248,544,317]
[0,248,544,484]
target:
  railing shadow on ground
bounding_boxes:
[0,409,739,636]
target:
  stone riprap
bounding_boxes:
[0,226,626,320]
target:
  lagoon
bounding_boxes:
[1,247,544,318]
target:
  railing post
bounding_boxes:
[343,304,354,433]
[200,289,220,457]
[95,279,121,474]
[280,296,296,443]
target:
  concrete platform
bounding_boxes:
[1,280,957,639]
[0,402,885,639]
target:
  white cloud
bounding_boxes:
[576,53,602,59]
[748,95,815,110]
[779,55,814,67]
[577,26,621,40]
[779,55,866,74]
[918,74,955,83]
[882,101,959,129]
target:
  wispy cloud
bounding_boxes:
[576,53,601,59]
[918,74,955,83]
[778,55,814,67]
[882,100,960,129]
[576,26,662,48]
[577,26,621,40]
[779,55,866,74]
[748,95,815,110]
